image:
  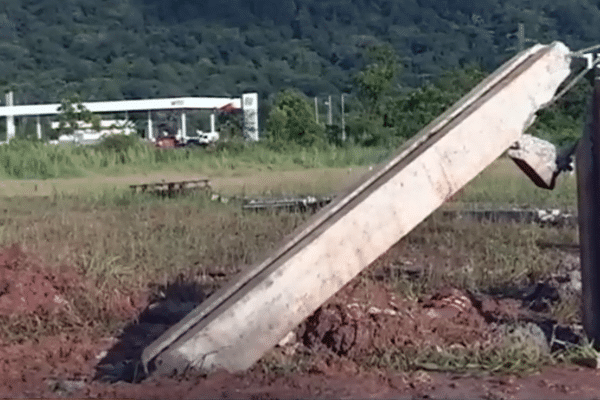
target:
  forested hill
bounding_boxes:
[1,0,600,104]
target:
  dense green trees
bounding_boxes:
[267,89,325,147]
[2,0,600,107]
[386,65,488,140]
[0,0,597,147]
[355,44,398,115]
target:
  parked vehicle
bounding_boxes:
[186,130,219,146]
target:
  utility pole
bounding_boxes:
[507,23,535,53]
[36,115,42,140]
[517,22,525,53]
[341,94,346,142]
[314,97,319,124]
[326,95,332,126]
[6,91,15,142]
[147,111,153,141]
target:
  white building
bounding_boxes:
[2,93,259,143]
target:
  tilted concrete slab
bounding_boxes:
[141,42,573,375]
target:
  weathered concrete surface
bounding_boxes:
[141,42,573,375]
[508,134,558,189]
[576,76,600,347]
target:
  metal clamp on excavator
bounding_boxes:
[508,47,600,189]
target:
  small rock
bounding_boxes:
[367,306,382,315]
[572,352,600,369]
[573,354,600,369]
[47,379,86,394]
[277,331,296,347]
[499,322,550,356]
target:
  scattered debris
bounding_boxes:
[443,208,577,226]
[242,195,334,212]
[46,378,86,395]
[0,244,591,398]
[129,179,212,197]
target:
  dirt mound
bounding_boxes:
[0,333,104,397]
[0,243,143,324]
[299,281,495,360]
[0,244,146,397]
[0,244,84,316]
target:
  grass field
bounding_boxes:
[0,139,390,179]
[0,149,584,375]
[0,154,578,207]
[0,166,372,199]
[454,157,577,209]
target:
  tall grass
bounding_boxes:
[0,138,391,179]
[0,191,310,290]
[448,157,578,209]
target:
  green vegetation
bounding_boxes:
[266,89,326,146]
[530,79,592,146]
[0,153,583,376]
[2,0,600,111]
[355,44,399,115]
[0,136,391,180]
[2,13,592,161]
[451,158,578,209]
[54,95,100,139]
[367,333,552,375]
[0,0,593,380]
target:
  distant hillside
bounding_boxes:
[0,0,599,104]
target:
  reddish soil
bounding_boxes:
[0,245,599,399]
[298,282,496,359]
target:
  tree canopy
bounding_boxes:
[1,0,600,106]
[267,89,326,147]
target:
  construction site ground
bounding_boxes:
[0,242,594,399]
[0,160,594,399]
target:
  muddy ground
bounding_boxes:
[0,243,598,399]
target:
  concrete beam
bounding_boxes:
[142,42,573,375]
